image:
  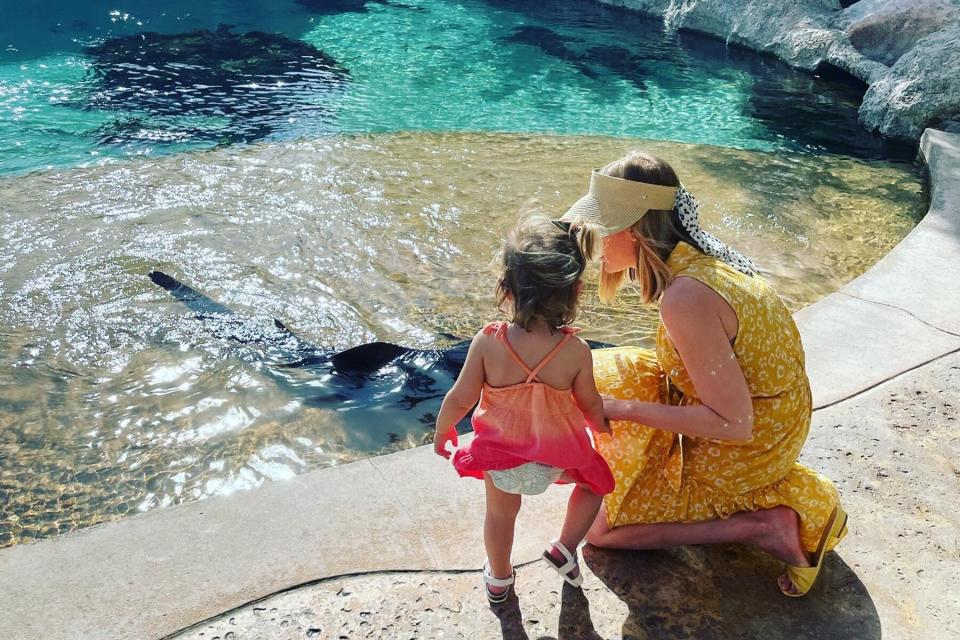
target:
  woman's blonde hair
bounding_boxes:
[497,215,600,331]
[597,151,693,304]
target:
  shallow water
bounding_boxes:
[0,132,923,546]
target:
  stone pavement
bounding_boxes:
[167,351,960,640]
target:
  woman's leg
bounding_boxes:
[546,477,603,580]
[483,473,522,594]
[585,503,810,592]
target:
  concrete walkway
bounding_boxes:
[171,350,960,640]
[1,129,957,640]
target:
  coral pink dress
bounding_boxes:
[452,321,615,496]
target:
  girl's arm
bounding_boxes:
[604,278,754,442]
[571,339,611,434]
[433,329,488,458]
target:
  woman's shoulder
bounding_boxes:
[661,275,717,315]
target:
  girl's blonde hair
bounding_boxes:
[597,151,694,304]
[497,215,600,331]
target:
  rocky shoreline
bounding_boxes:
[598,0,960,141]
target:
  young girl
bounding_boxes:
[433,215,614,604]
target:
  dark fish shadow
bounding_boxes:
[83,25,349,146]
[580,543,880,639]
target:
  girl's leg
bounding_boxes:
[483,473,522,594]
[585,503,810,592]
[546,477,603,580]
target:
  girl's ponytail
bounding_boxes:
[569,221,602,264]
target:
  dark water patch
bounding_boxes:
[92,117,215,146]
[813,62,870,93]
[501,26,666,92]
[584,45,652,92]
[484,0,912,160]
[681,33,918,160]
[82,25,349,144]
[501,26,598,80]
[295,0,426,14]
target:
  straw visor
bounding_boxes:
[560,169,678,237]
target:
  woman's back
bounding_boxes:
[658,242,808,401]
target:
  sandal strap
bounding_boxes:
[549,539,575,564]
[483,561,515,587]
[546,539,578,574]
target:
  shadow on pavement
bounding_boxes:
[489,588,530,640]
[577,543,880,640]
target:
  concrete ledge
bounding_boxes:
[796,292,960,408]
[1,131,957,640]
[798,128,960,408]
[841,130,960,335]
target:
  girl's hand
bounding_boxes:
[598,418,613,434]
[433,427,458,459]
[589,417,613,435]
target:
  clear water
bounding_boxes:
[0,0,925,546]
[0,0,902,176]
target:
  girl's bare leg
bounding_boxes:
[546,476,603,580]
[483,474,522,595]
[585,504,810,593]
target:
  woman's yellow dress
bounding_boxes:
[593,242,840,552]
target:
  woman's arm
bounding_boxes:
[433,329,487,458]
[604,277,754,442]
[571,338,611,434]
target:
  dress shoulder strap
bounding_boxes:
[492,324,536,377]
[487,322,579,383]
[524,332,575,383]
[481,320,508,336]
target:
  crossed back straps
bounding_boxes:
[495,324,575,384]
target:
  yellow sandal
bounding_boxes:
[781,504,848,597]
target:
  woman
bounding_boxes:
[560,151,846,597]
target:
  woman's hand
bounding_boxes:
[433,427,458,459]
[602,395,636,421]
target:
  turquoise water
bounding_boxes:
[0,0,898,176]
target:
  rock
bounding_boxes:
[859,27,960,139]
[841,0,960,66]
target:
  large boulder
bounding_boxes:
[858,26,960,140]
[841,0,960,66]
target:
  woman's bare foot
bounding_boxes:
[748,506,809,595]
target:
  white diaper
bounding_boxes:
[489,462,564,495]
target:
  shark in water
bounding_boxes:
[149,270,612,451]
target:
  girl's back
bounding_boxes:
[482,322,585,391]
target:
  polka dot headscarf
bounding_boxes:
[675,184,759,276]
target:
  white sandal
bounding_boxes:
[542,539,583,587]
[482,560,515,604]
